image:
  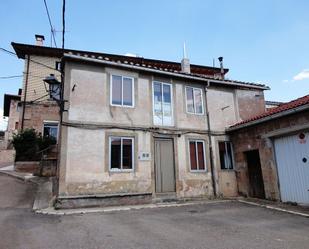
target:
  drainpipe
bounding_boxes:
[21,55,30,131]
[204,81,217,197]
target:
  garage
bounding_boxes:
[228,94,309,202]
[274,132,309,204]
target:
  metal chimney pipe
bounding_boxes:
[218,57,224,79]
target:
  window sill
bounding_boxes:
[186,111,205,116]
[110,104,135,108]
[189,170,208,173]
[109,169,134,173]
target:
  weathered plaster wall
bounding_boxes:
[236,89,265,121]
[229,110,309,201]
[59,60,267,199]
[59,61,218,198]
[212,135,238,197]
[176,134,213,198]
[207,87,239,131]
[60,128,152,196]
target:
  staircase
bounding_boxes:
[37,145,58,177]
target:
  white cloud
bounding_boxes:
[282,79,289,83]
[0,108,8,131]
[293,69,309,81]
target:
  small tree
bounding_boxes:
[12,128,56,161]
[13,129,39,161]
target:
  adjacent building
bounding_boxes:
[228,95,309,205]
[3,90,21,147]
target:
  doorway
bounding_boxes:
[245,150,265,198]
[154,138,176,193]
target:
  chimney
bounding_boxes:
[35,34,45,46]
[218,56,224,79]
[181,43,191,74]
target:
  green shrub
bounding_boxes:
[12,128,56,161]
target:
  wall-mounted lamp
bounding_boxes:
[43,74,61,102]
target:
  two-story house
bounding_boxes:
[56,52,268,208]
[11,35,269,208]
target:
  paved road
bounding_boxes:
[0,174,308,249]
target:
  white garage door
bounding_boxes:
[274,132,309,204]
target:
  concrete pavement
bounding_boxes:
[0,174,309,249]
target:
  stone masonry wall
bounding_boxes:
[229,110,309,201]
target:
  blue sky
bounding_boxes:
[1,0,309,130]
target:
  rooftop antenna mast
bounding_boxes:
[183,42,188,59]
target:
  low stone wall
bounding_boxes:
[14,161,40,174]
[40,159,57,177]
[0,150,15,167]
[55,192,153,209]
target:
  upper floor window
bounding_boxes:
[185,87,204,114]
[219,141,234,170]
[110,75,134,107]
[153,81,173,126]
[189,140,206,172]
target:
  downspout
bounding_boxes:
[204,81,217,197]
[21,55,30,131]
[55,58,65,198]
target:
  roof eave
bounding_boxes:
[3,94,21,117]
[63,53,269,90]
[227,103,309,132]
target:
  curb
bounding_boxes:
[35,200,232,216]
[0,170,35,182]
[238,200,309,218]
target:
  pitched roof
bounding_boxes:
[229,95,309,131]
[63,52,269,90]
[11,42,227,77]
[11,42,269,90]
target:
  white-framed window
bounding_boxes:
[152,81,173,126]
[189,140,206,172]
[185,86,204,115]
[219,141,234,170]
[110,75,134,107]
[43,121,59,141]
[109,136,134,172]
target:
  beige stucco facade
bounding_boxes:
[19,55,61,132]
[58,59,266,202]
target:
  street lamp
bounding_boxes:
[43,74,61,102]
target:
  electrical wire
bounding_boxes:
[0,47,58,71]
[43,0,57,47]
[62,0,65,50]
[0,75,23,79]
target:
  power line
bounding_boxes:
[0,75,23,79]
[0,47,58,71]
[43,0,57,48]
[62,0,65,50]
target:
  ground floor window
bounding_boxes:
[109,136,134,171]
[43,122,58,141]
[219,141,234,170]
[189,140,206,171]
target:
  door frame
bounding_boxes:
[153,136,176,194]
[245,149,266,199]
